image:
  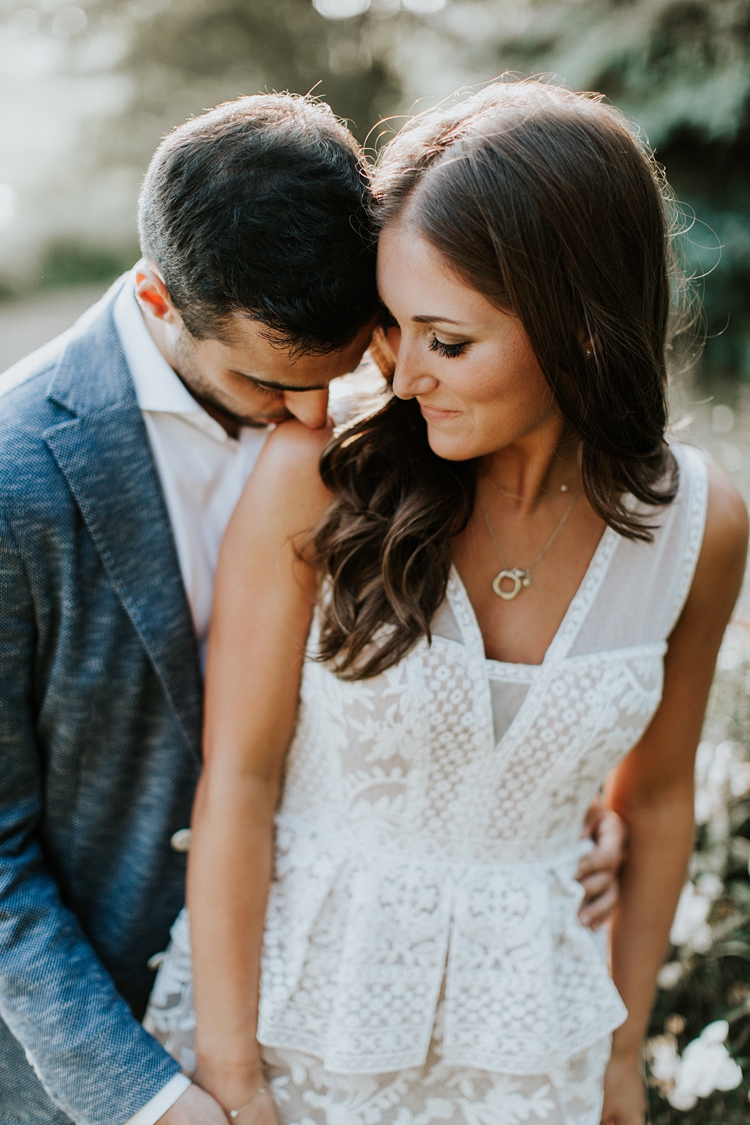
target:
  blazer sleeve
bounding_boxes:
[0,509,183,1125]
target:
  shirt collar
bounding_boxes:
[113,267,204,415]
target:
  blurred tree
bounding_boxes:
[6,0,750,375]
[89,0,750,376]
[420,0,750,376]
[39,238,137,289]
[97,0,404,157]
[73,0,408,293]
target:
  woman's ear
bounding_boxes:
[577,325,599,360]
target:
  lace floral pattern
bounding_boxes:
[255,549,667,1071]
[143,909,196,1076]
[258,816,622,1074]
[261,1009,611,1125]
[144,443,707,1095]
[144,945,610,1125]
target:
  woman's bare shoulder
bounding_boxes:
[703,464,748,568]
[228,420,333,549]
[688,464,748,621]
[258,418,332,482]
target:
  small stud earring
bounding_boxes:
[584,347,593,358]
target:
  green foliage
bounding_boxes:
[647,950,750,1122]
[475,0,750,146]
[450,0,750,377]
[644,621,750,1120]
[95,0,750,376]
[39,239,139,290]
[100,0,403,152]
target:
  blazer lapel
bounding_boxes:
[43,288,202,756]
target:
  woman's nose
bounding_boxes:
[391,348,439,401]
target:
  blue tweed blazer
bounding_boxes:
[0,281,203,1124]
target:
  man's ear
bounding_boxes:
[369,325,396,382]
[135,261,177,322]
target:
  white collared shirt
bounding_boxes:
[113,274,269,1125]
[113,273,270,668]
[124,1074,192,1125]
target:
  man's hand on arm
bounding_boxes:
[577,798,629,929]
[158,1084,230,1124]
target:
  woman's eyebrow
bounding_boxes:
[412,314,464,326]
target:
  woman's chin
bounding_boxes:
[426,429,476,462]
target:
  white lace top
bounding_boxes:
[256,442,707,1077]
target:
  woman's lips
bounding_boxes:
[418,402,461,423]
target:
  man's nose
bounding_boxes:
[284,388,330,430]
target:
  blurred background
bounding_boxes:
[1,0,749,379]
[2,0,750,1120]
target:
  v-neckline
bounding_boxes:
[447,522,620,670]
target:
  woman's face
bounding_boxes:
[377,220,558,462]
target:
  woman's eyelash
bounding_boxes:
[429,336,469,359]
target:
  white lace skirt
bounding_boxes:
[145,937,610,1125]
[261,1015,611,1125]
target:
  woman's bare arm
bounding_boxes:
[602,465,748,1125]
[186,420,332,1115]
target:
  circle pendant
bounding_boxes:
[492,568,531,601]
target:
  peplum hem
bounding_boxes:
[256,815,627,1076]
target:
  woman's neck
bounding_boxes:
[478,418,579,513]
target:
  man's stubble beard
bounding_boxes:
[172,327,291,429]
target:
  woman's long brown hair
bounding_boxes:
[315,80,684,680]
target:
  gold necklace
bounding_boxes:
[477,487,582,601]
[484,479,571,503]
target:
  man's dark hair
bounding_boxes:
[138,94,378,353]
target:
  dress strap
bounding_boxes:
[445,569,488,659]
[544,527,620,662]
[662,442,709,637]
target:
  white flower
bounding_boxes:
[670,881,717,951]
[656,1021,744,1110]
[647,1035,680,1084]
[657,961,684,990]
[694,741,736,834]
[730,758,750,798]
[702,1020,730,1044]
[694,786,718,828]
[696,872,723,900]
[716,626,746,671]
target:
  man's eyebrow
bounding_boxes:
[230,371,329,392]
[411,315,464,326]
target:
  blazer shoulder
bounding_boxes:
[0,328,69,399]
[0,274,130,426]
[0,281,132,473]
[0,341,87,513]
[0,358,69,469]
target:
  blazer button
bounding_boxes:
[170,828,192,852]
